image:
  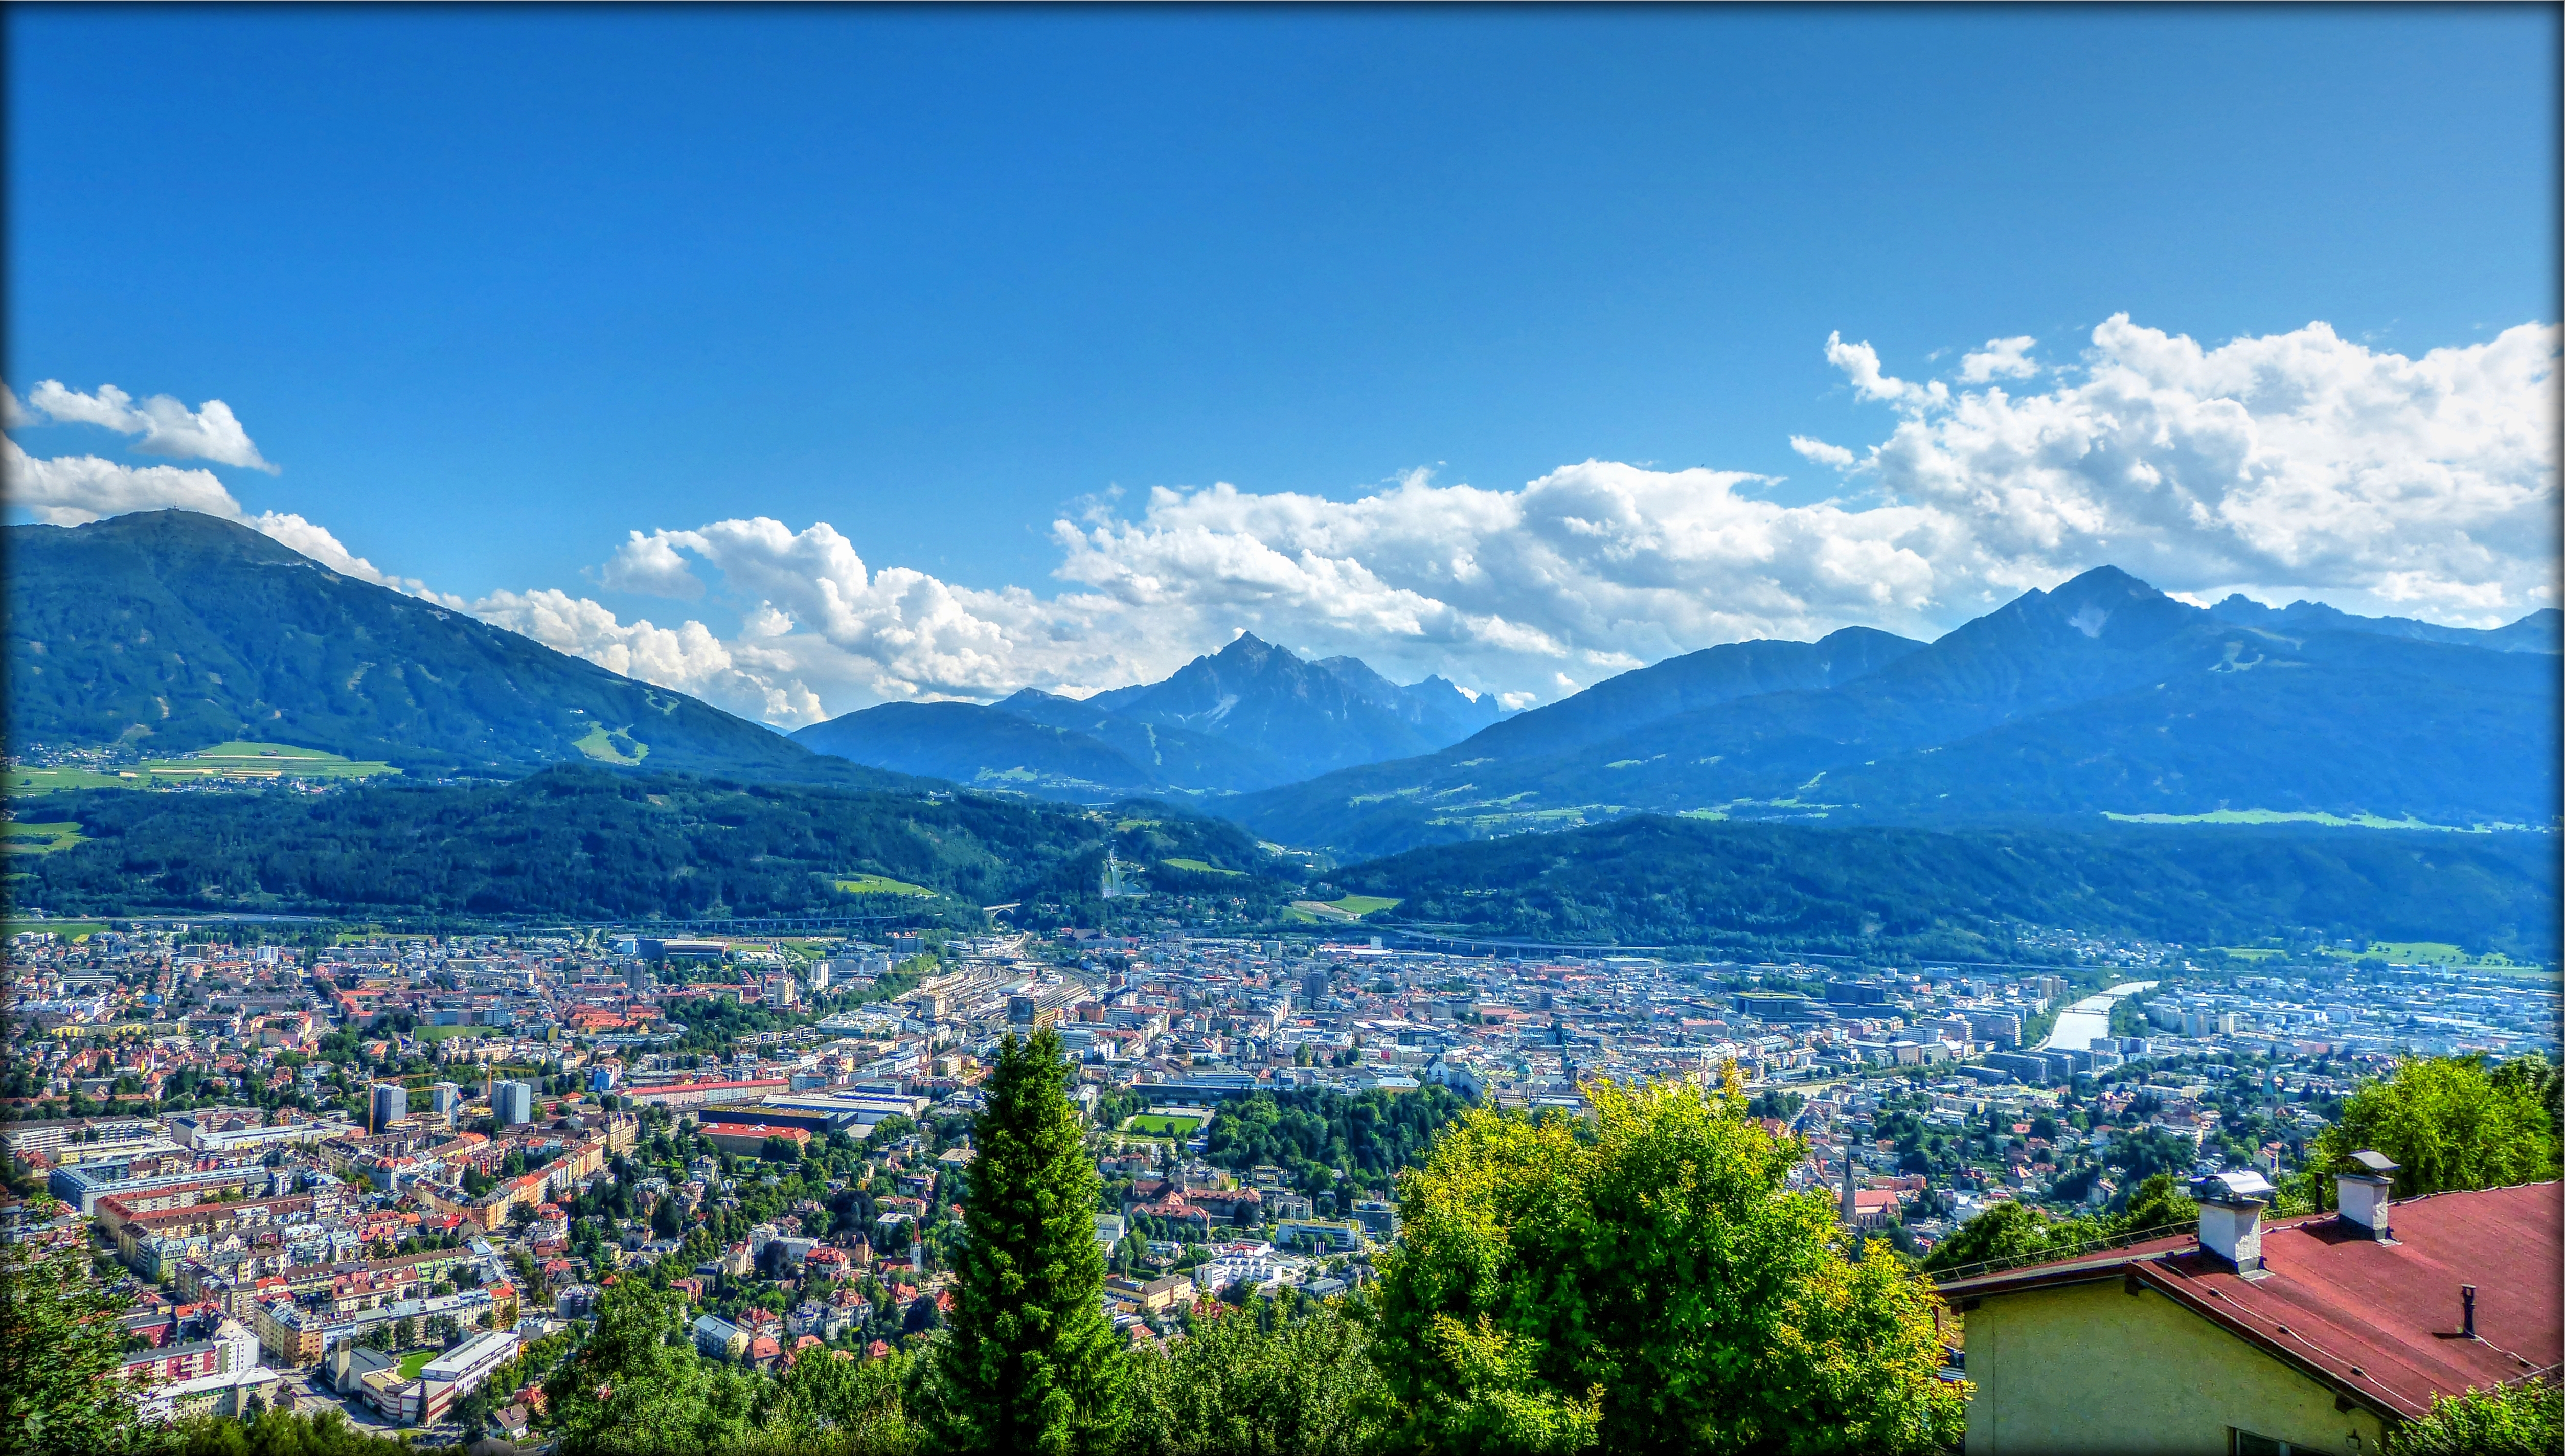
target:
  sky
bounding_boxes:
[6,7,2558,723]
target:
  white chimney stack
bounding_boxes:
[2194,1169,2277,1273]
[2335,1149,2399,1241]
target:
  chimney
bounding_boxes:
[2461,1284,2478,1339]
[2335,1150,2399,1241]
[2193,1170,2277,1273]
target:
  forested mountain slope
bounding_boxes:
[1234,568,2559,856]
[7,511,873,781]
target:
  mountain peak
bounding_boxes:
[1218,631,1284,660]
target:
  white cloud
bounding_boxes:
[1958,335,2039,382]
[542,315,2552,722]
[22,381,279,472]
[1,385,30,430]
[1824,331,1948,412]
[2,439,245,525]
[1858,314,2558,621]
[14,314,2552,731]
[1789,435,1858,469]
[2,432,424,594]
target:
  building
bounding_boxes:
[1936,1163,2560,1455]
[428,1083,461,1117]
[420,1328,520,1400]
[369,1083,407,1133]
[699,1123,810,1159]
[493,1080,535,1126]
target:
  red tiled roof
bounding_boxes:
[1941,1182,2562,1420]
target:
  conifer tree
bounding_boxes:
[924,1026,1127,1454]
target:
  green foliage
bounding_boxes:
[167,1409,410,1456]
[1371,1076,1966,1455]
[2296,1054,2562,1208]
[752,1346,917,1454]
[1921,1173,2197,1276]
[546,1280,739,1456]
[0,1217,156,1456]
[923,1027,1127,1454]
[1197,1086,1473,1198]
[1336,816,2560,962]
[19,767,1218,923]
[2393,1377,2563,1456]
[7,509,851,778]
[1122,1297,1380,1456]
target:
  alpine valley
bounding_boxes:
[7,508,2558,956]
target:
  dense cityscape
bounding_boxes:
[6,910,2556,1447]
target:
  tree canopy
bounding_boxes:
[2298,1053,2561,1208]
[1,1210,155,1456]
[1370,1073,1965,1455]
[923,1027,1127,1454]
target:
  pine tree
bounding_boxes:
[925,1026,1127,1453]
[0,1209,154,1456]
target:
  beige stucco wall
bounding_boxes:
[1962,1276,2391,1456]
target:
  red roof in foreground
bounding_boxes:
[1941,1182,2562,1420]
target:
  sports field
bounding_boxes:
[1121,1113,1204,1137]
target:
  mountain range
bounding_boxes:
[5,511,891,783]
[1231,567,2561,857]
[790,632,1508,798]
[10,511,2555,874]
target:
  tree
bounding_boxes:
[763,1344,915,1450]
[2393,1377,2560,1456]
[546,1280,736,1456]
[0,1216,155,1456]
[169,1408,411,1456]
[652,1195,685,1240]
[1124,1296,1379,1456]
[2298,1055,2561,1208]
[921,1027,1128,1454]
[1371,1074,1966,1455]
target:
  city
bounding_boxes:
[7,911,2555,1445]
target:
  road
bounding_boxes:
[2036,981,2159,1052]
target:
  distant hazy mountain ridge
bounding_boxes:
[1232,567,2560,855]
[792,632,1510,798]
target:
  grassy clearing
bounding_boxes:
[1287,894,1403,923]
[416,1025,504,1040]
[9,767,133,793]
[2,822,86,855]
[1330,895,1401,916]
[2101,808,2494,831]
[15,742,398,794]
[835,874,935,897]
[146,742,399,779]
[6,919,110,941]
[1121,1113,1204,1137]
[1160,858,1243,876]
[397,1351,435,1380]
[572,723,648,765]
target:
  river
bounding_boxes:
[2036,980,2160,1052]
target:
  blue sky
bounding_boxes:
[7,8,2557,719]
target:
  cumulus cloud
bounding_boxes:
[11,314,2552,729]
[1958,335,2040,382]
[1790,435,1858,469]
[1825,331,1949,412]
[22,380,279,471]
[537,314,2552,722]
[3,438,245,525]
[4,422,418,594]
